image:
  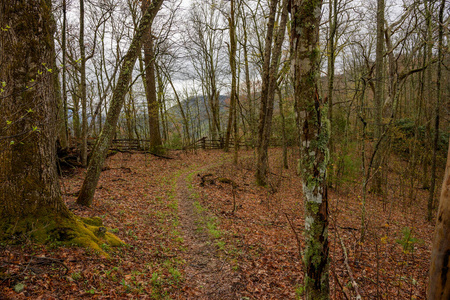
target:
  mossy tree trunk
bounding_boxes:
[76,0,164,207]
[0,0,122,253]
[428,139,450,299]
[290,0,330,299]
[0,0,71,221]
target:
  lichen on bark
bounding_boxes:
[290,0,329,299]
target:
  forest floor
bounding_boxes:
[0,148,436,299]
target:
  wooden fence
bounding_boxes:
[86,137,279,152]
[183,137,252,150]
[87,139,150,151]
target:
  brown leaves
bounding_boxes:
[0,149,434,299]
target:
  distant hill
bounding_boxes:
[167,95,229,123]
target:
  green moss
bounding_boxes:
[81,216,103,226]
[0,213,124,257]
[306,202,320,215]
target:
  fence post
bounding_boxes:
[201,137,206,149]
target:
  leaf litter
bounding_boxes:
[0,149,435,299]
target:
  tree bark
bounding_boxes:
[61,0,69,147]
[290,0,329,298]
[0,0,70,221]
[427,0,444,221]
[428,138,450,299]
[142,0,163,154]
[241,9,255,146]
[256,0,288,186]
[327,0,337,186]
[76,0,164,206]
[0,0,122,254]
[255,0,277,186]
[79,0,88,166]
[224,0,237,154]
[372,0,385,194]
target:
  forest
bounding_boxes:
[0,0,449,299]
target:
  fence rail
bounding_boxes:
[86,137,279,152]
[184,137,253,150]
[87,139,152,151]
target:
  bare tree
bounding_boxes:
[142,0,163,153]
[255,0,288,186]
[290,0,329,298]
[76,0,164,207]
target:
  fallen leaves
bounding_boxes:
[0,149,435,299]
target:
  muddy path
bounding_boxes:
[177,170,241,299]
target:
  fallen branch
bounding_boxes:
[336,229,362,300]
[284,213,303,262]
[198,173,215,186]
[331,268,351,300]
[1,256,69,283]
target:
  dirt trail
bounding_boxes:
[177,171,240,299]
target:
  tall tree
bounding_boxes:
[0,0,119,251]
[76,0,164,207]
[224,0,237,157]
[290,0,329,298]
[61,0,69,148]
[372,0,385,194]
[327,0,337,179]
[255,0,277,186]
[0,0,71,224]
[428,0,445,221]
[256,0,288,186]
[79,0,88,166]
[142,0,163,154]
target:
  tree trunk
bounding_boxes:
[256,0,288,186]
[79,0,88,166]
[155,64,168,142]
[142,0,163,154]
[290,0,329,299]
[428,139,450,299]
[62,0,69,146]
[76,0,164,207]
[0,0,121,253]
[427,0,444,221]
[48,1,68,150]
[372,0,385,194]
[241,9,255,146]
[0,0,70,221]
[224,0,237,153]
[278,85,288,169]
[255,0,277,186]
[327,0,337,186]
[422,0,434,190]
